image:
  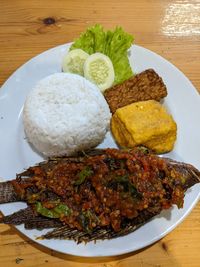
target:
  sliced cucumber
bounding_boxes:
[83,52,115,92]
[62,49,89,76]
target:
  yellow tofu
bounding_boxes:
[111,100,177,153]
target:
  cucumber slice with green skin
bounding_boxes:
[62,49,89,76]
[83,52,115,92]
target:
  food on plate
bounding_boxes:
[62,49,89,76]
[111,100,177,153]
[62,50,115,92]
[0,147,199,243]
[83,52,115,92]
[104,69,167,114]
[70,24,134,85]
[23,73,111,157]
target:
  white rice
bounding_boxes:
[23,73,111,156]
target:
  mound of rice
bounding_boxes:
[23,73,111,157]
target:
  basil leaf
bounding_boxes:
[108,175,142,199]
[35,202,60,218]
[35,202,71,218]
[54,204,71,216]
[75,166,93,185]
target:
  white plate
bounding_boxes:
[0,44,200,257]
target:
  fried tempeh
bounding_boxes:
[104,69,167,113]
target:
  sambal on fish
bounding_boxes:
[0,147,199,242]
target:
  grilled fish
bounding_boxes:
[0,147,199,243]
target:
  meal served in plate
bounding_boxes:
[0,147,199,243]
[0,24,199,247]
[22,24,176,157]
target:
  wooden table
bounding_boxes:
[0,1,200,266]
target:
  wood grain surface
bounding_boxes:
[0,0,200,266]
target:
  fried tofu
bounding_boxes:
[111,100,177,153]
[104,69,167,114]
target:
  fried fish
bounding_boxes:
[0,148,199,243]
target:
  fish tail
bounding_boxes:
[0,206,62,230]
[166,159,200,189]
[0,181,21,204]
[0,207,35,225]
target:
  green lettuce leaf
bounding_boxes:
[70,24,134,85]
